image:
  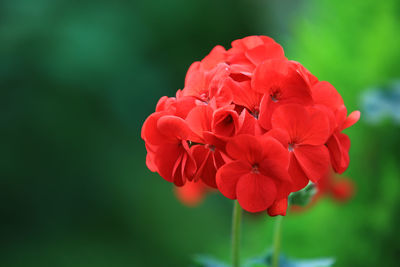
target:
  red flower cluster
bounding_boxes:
[141,36,360,216]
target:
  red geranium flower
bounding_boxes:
[254,59,313,130]
[142,112,197,186]
[312,81,360,173]
[216,134,291,214]
[266,104,331,191]
[185,105,255,188]
[183,59,233,107]
[227,35,285,76]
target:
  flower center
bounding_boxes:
[288,143,295,152]
[223,115,233,124]
[270,88,281,102]
[252,107,259,119]
[251,163,260,173]
[199,93,210,104]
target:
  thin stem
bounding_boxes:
[272,215,283,267]
[231,200,242,267]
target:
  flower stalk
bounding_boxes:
[231,200,242,267]
[272,215,283,267]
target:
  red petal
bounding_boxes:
[267,198,288,216]
[258,94,278,130]
[271,104,330,145]
[157,115,193,141]
[337,132,351,172]
[294,145,330,183]
[342,110,360,130]
[226,134,263,164]
[146,152,157,172]
[265,128,290,147]
[226,79,262,112]
[208,65,234,107]
[201,45,227,70]
[259,158,291,183]
[231,36,264,50]
[206,63,231,97]
[173,153,186,186]
[141,112,169,145]
[259,135,290,169]
[312,81,344,111]
[186,105,213,142]
[216,160,251,199]
[191,145,218,188]
[238,109,258,135]
[174,95,197,119]
[245,42,285,66]
[236,173,277,212]
[211,80,234,107]
[145,144,157,172]
[251,59,312,104]
[154,143,184,184]
[326,133,343,173]
[302,106,331,145]
[271,104,310,142]
[229,64,253,76]
[327,132,350,174]
[183,62,205,97]
[293,61,319,86]
[212,107,240,137]
[203,131,227,151]
[183,142,197,182]
[155,96,171,112]
[313,104,336,136]
[288,153,309,192]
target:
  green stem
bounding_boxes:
[272,215,283,267]
[231,200,242,267]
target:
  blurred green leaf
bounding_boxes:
[192,255,229,267]
[245,262,268,267]
[281,257,335,267]
[289,183,316,207]
[247,251,334,267]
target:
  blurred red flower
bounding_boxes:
[291,171,356,213]
[174,180,211,207]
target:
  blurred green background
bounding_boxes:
[1,0,399,266]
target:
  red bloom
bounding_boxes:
[254,59,313,130]
[291,170,356,213]
[142,112,197,186]
[312,81,360,173]
[227,35,285,76]
[174,180,210,207]
[183,57,233,108]
[216,134,291,214]
[331,178,355,202]
[267,104,331,191]
[225,78,263,117]
[315,170,355,202]
[185,105,250,188]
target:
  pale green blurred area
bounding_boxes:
[0,0,399,266]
